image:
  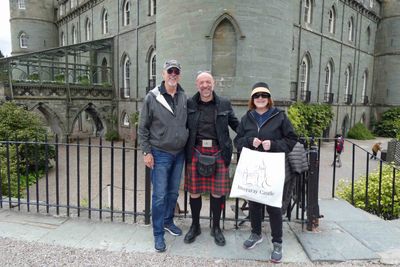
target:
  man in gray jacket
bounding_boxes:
[138,59,188,252]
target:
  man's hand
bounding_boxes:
[144,153,154,169]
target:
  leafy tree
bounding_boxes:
[288,102,334,138]
[0,50,4,58]
[374,108,400,138]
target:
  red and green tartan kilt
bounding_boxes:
[185,145,231,196]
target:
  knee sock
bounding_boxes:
[211,195,224,229]
[190,196,202,226]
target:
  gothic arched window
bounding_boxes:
[212,18,237,77]
[304,0,313,24]
[123,55,131,98]
[348,17,354,42]
[72,26,77,44]
[328,6,336,34]
[102,9,109,34]
[149,0,156,16]
[300,56,310,95]
[149,50,156,87]
[19,32,28,48]
[123,0,131,26]
[324,62,333,94]
[85,19,91,41]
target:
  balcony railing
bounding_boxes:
[362,95,369,105]
[120,87,130,99]
[290,82,297,101]
[300,90,311,103]
[344,94,352,105]
[324,92,334,104]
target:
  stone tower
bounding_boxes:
[374,0,400,106]
[156,0,293,99]
[9,0,57,56]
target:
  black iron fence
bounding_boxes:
[319,138,399,220]
[0,136,313,227]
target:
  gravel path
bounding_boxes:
[0,237,383,267]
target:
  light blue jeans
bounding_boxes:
[150,148,184,238]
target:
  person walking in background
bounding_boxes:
[331,134,344,167]
[370,142,382,160]
[183,71,239,246]
[234,82,297,263]
[138,59,188,252]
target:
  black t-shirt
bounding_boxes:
[196,100,218,141]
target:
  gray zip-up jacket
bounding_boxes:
[138,83,189,155]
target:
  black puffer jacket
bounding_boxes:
[234,108,297,153]
[185,92,239,166]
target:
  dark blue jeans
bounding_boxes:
[150,148,184,238]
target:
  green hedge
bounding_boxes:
[347,122,375,140]
[374,108,400,138]
[337,164,400,220]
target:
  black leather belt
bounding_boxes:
[196,139,218,147]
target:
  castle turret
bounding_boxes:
[156,0,292,98]
[9,0,57,56]
[374,0,400,106]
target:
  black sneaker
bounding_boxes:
[270,242,282,263]
[154,236,166,252]
[164,223,182,236]
[243,233,263,249]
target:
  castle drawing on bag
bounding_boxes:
[243,160,271,189]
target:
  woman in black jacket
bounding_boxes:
[234,82,297,263]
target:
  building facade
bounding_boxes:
[5,0,400,139]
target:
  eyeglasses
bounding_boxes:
[167,68,180,75]
[252,93,271,99]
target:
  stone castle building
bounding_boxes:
[3,0,400,140]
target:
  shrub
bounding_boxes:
[54,73,65,83]
[337,164,400,220]
[105,130,119,141]
[288,102,334,138]
[78,75,90,85]
[347,122,375,140]
[130,111,139,126]
[374,107,400,138]
[27,73,40,81]
[0,102,55,197]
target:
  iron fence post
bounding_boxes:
[145,167,151,225]
[307,144,320,231]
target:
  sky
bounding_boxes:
[0,1,11,57]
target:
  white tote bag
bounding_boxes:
[230,147,285,207]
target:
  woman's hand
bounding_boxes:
[262,140,271,151]
[253,138,262,148]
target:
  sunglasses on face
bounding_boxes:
[252,93,270,99]
[167,68,181,75]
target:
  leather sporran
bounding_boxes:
[197,153,216,177]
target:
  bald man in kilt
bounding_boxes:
[184,71,239,246]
